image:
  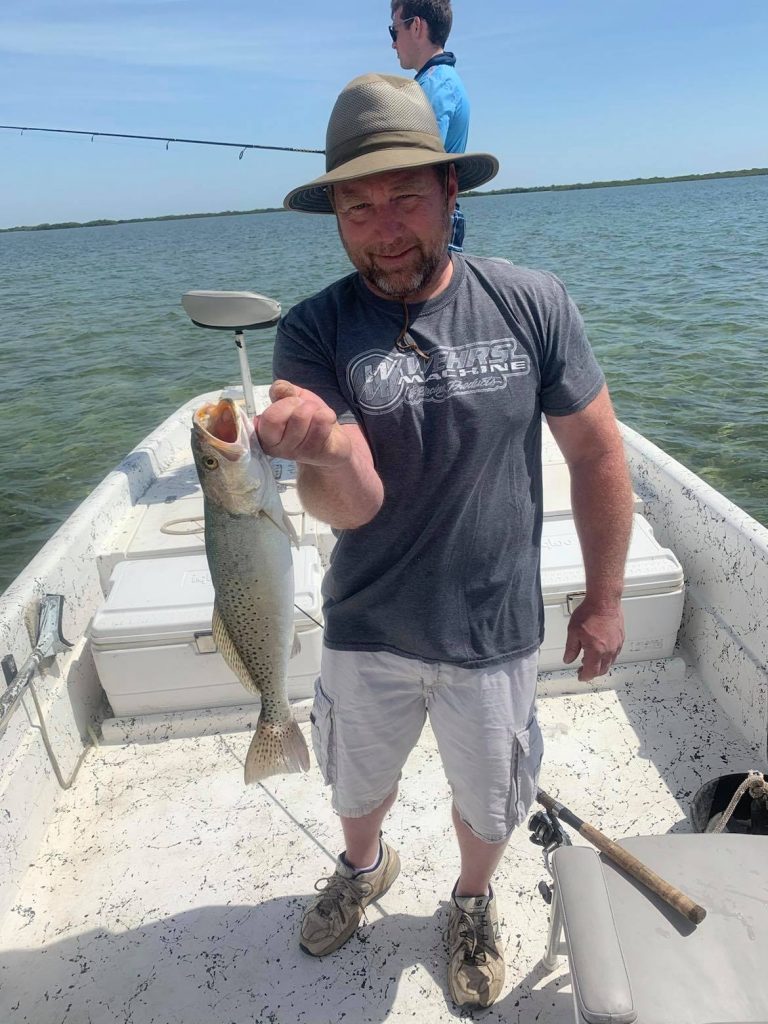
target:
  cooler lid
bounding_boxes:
[540,420,643,517]
[541,513,684,603]
[90,546,322,646]
[126,494,206,559]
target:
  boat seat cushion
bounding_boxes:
[551,834,768,1024]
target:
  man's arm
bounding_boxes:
[256,380,383,530]
[545,386,634,680]
[417,71,458,146]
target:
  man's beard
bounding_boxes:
[340,211,452,299]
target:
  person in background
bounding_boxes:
[389,0,469,250]
[258,74,634,1011]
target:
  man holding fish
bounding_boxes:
[257,74,634,1009]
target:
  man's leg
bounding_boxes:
[300,649,425,956]
[342,786,398,869]
[429,651,542,1008]
[452,803,507,897]
[300,786,402,957]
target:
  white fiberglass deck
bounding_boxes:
[1,661,761,1024]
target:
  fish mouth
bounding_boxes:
[193,399,249,459]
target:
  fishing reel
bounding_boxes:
[529,808,571,851]
[528,809,572,905]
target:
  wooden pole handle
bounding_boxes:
[579,823,707,925]
[536,790,707,925]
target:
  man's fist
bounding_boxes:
[255,380,351,467]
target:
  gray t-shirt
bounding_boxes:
[274,254,604,666]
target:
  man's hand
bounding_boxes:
[255,380,383,528]
[255,380,351,467]
[562,599,625,681]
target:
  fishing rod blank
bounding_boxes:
[0,124,324,156]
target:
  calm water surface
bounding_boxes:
[1,175,766,592]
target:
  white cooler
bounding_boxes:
[542,419,644,518]
[90,546,323,716]
[539,514,684,671]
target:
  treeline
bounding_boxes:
[2,167,766,233]
[0,207,283,234]
[464,166,768,197]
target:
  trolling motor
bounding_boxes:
[181,290,281,420]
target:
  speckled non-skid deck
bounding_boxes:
[1,662,761,1024]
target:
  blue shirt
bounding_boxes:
[415,52,469,153]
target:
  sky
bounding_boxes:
[1,0,766,229]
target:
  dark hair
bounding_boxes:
[392,1,453,48]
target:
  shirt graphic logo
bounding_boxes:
[347,339,531,414]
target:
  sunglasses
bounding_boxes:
[388,16,416,41]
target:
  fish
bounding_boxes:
[191,397,310,784]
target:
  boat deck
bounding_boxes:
[1,660,762,1024]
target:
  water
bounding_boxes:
[1,175,766,593]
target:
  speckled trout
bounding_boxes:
[191,398,310,784]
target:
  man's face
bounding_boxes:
[332,165,457,301]
[390,5,418,70]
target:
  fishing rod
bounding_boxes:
[0,124,324,158]
[536,789,707,925]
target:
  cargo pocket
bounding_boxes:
[507,718,544,827]
[309,679,337,786]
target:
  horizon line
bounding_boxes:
[2,166,766,234]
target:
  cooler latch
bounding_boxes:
[194,631,217,654]
[566,592,586,615]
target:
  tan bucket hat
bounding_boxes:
[283,73,499,214]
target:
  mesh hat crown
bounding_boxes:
[283,73,499,214]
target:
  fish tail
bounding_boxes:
[243,715,311,785]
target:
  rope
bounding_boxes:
[712,770,768,833]
[159,501,302,537]
[160,517,205,536]
[157,515,324,630]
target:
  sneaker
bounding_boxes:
[299,839,401,956]
[446,884,505,1008]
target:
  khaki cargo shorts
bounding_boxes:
[310,646,542,843]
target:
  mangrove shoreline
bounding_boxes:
[3,166,766,234]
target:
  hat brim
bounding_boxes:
[283,149,499,214]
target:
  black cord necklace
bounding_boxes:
[393,298,429,359]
